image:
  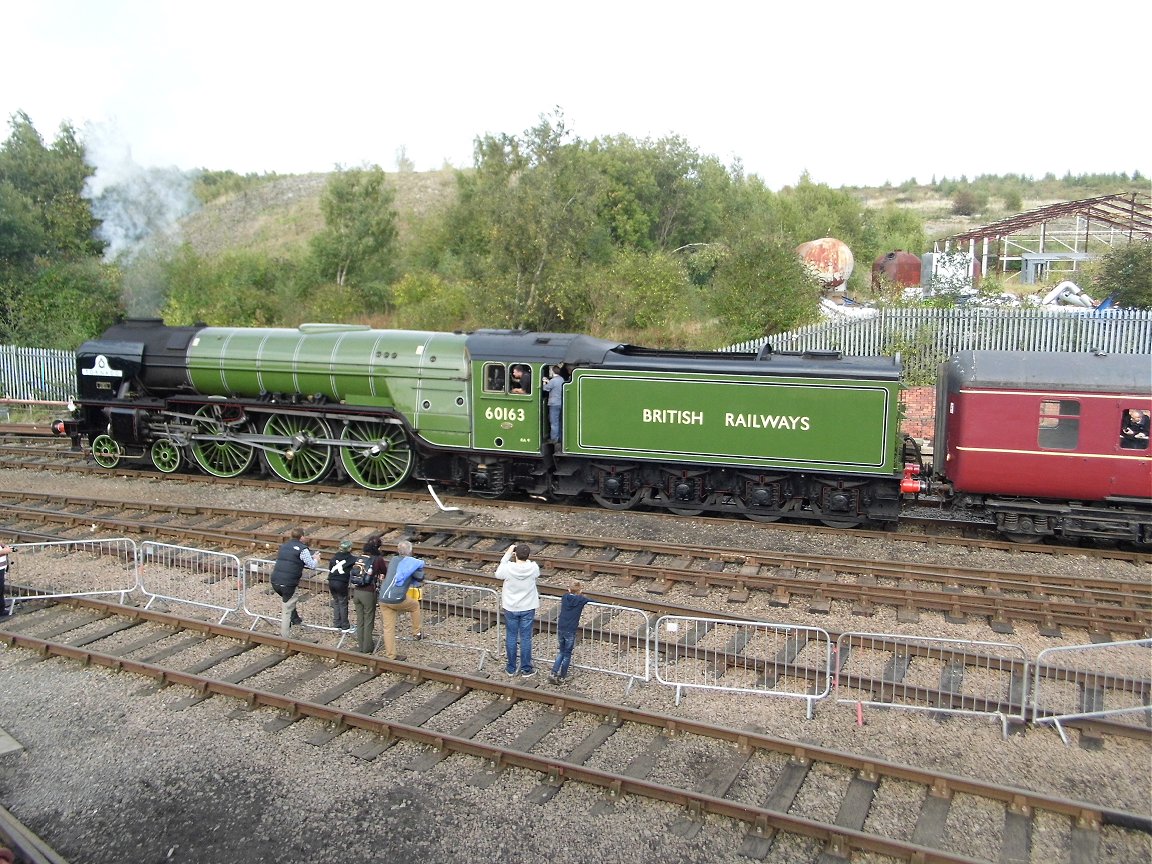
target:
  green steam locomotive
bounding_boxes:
[65,318,912,526]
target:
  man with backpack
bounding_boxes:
[351,534,383,653]
[376,539,424,661]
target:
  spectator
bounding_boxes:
[496,542,540,677]
[327,539,355,630]
[548,581,591,685]
[353,534,383,653]
[270,528,319,638]
[377,540,424,660]
[543,365,564,444]
[0,542,11,617]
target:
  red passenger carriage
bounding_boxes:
[934,352,1152,544]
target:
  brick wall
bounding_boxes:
[901,386,936,444]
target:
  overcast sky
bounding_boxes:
[4,0,1149,190]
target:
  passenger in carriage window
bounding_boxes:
[1120,409,1149,449]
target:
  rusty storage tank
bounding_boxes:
[871,251,922,288]
[796,238,854,290]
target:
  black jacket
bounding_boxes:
[271,540,309,591]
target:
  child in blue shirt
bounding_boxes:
[548,581,591,684]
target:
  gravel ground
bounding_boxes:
[0,469,1149,864]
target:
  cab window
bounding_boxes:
[509,364,532,395]
[483,363,506,394]
[1037,400,1079,450]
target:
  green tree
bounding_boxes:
[0,112,103,263]
[1090,240,1152,309]
[309,165,398,295]
[449,111,605,329]
[709,229,821,342]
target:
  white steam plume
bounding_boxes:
[80,121,201,315]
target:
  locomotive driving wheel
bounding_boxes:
[339,420,413,491]
[90,434,122,469]
[149,438,183,473]
[191,405,256,478]
[262,415,333,484]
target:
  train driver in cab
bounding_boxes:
[510,364,532,395]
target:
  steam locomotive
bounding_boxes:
[60,319,1152,545]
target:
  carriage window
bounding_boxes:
[1037,400,1079,450]
[1120,408,1150,450]
[483,363,506,394]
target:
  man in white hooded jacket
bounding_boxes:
[496,543,540,676]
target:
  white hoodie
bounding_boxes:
[496,547,540,611]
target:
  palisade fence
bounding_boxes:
[728,308,1152,384]
[0,345,76,402]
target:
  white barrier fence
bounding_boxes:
[834,632,1030,738]
[242,558,350,645]
[138,542,244,625]
[420,580,502,670]
[4,538,1148,740]
[6,539,137,613]
[1032,639,1152,744]
[654,616,832,715]
[534,597,650,689]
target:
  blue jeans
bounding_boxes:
[551,632,576,678]
[548,404,561,442]
[504,609,536,673]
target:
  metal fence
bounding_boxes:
[727,307,1152,383]
[1032,639,1152,744]
[653,616,832,715]
[0,346,76,402]
[535,597,651,688]
[138,541,243,625]
[5,538,137,612]
[834,632,1031,737]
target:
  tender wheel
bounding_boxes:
[819,516,863,529]
[592,488,644,511]
[262,415,333,484]
[1002,532,1039,545]
[90,434,122,469]
[191,405,255,478]
[150,439,183,473]
[744,509,783,523]
[339,421,413,491]
[666,503,707,517]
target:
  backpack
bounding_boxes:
[378,555,424,604]
[348,555,375,588]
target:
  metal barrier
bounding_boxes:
[835,632,1029,737]
[5,538,137,612]
[535,597,650,690]
[419,580,502,669]
[654,615,831,714]
[1032,639,1152,745]
[138,541,242,625]
[242,557,347,643]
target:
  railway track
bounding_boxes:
[3,598,1148,864]
[0,443,1147,566]
[0,490,1148,640]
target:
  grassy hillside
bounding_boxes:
[180,170,1143,259]
[181,169,458,257]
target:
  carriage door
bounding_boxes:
[472,361,542,454]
